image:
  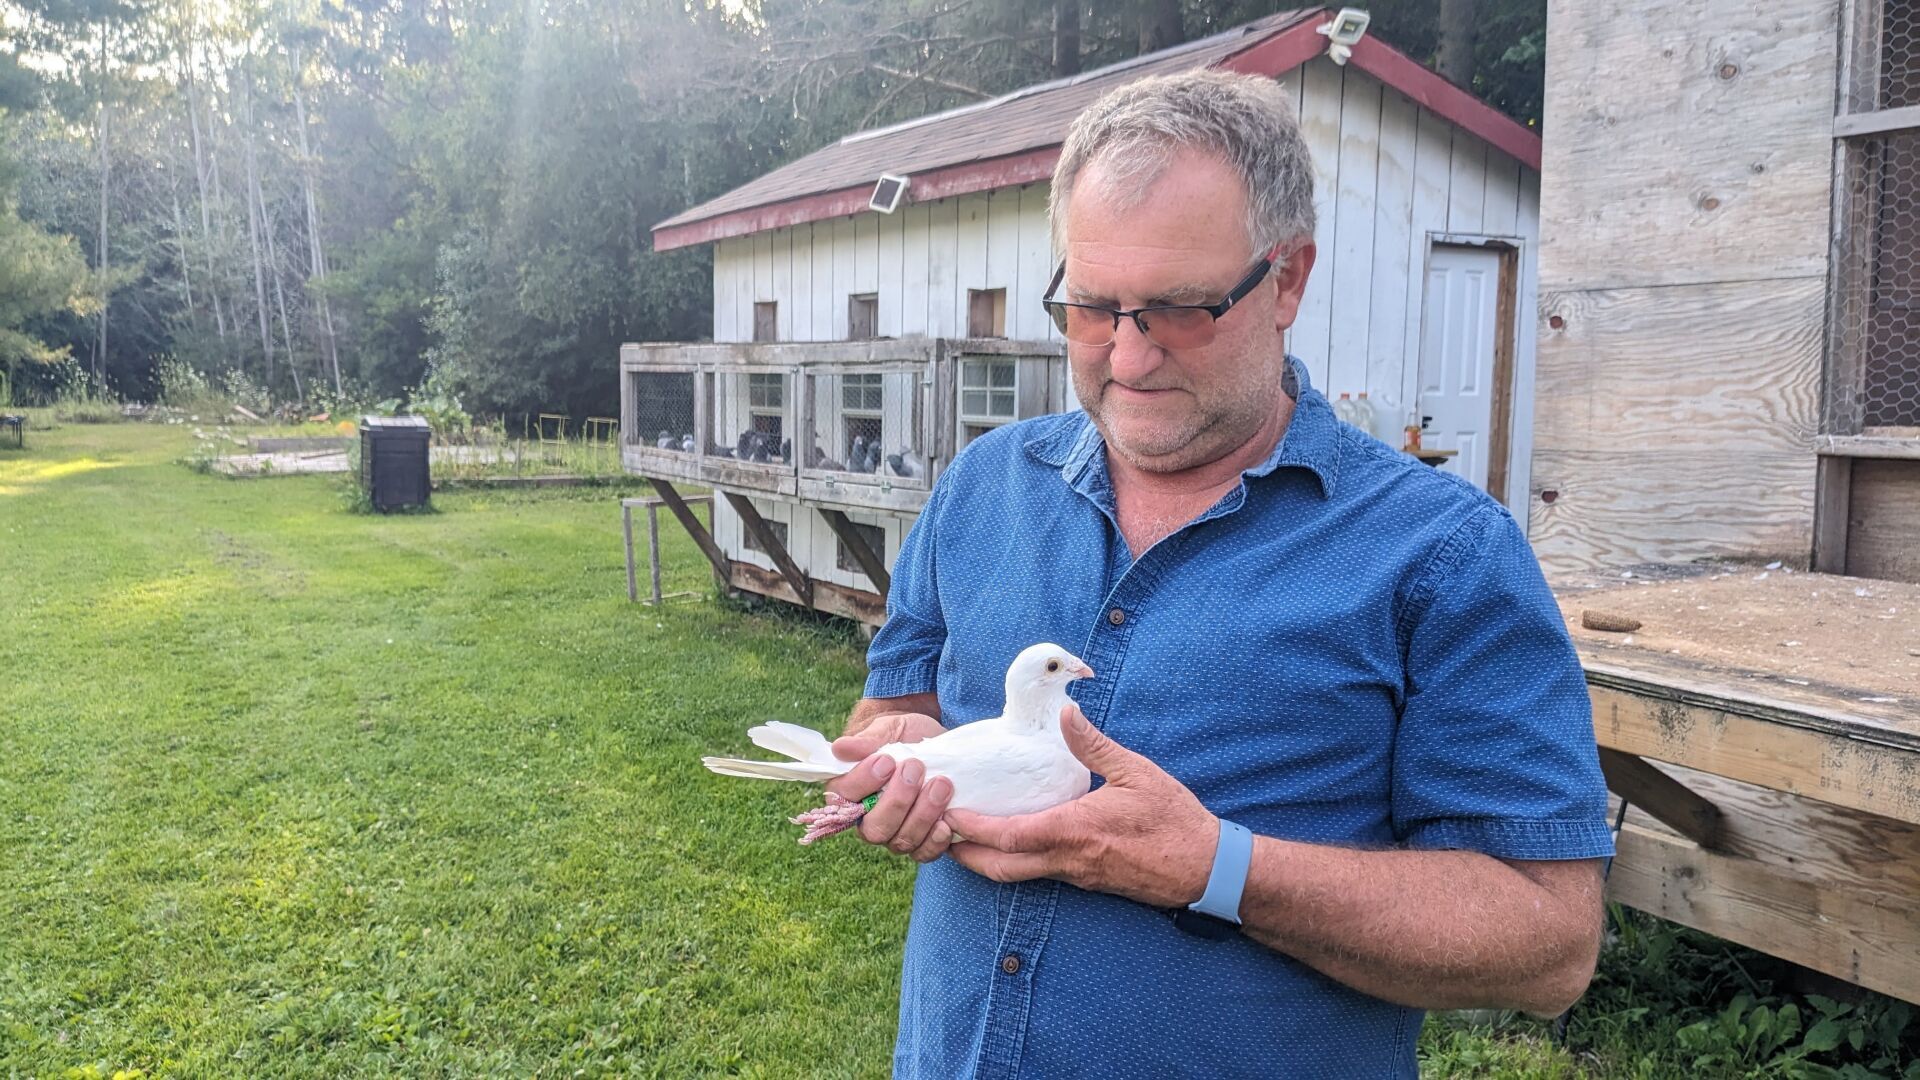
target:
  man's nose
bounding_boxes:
[1106,314,1165,381]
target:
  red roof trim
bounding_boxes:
[1345,35,1541,171]
[652,147,1062,252]
[1214,15,1330,80]
[652,14,1544,250]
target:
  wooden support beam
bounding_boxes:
[1812,453,1853,574]
[1597,747,1724,850]
[729,562,886,626]
[817,508,890,597]
[724,491,813,607]
[1591,679,1920,826]
[650,480,729,581]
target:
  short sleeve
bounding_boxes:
[863,480,948,699]
[1391,507,1614,861]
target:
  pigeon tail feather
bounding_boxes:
[747,720,839,766]
[701,756,845,782]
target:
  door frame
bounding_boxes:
[1416,233,1527,508]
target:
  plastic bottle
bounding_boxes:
[1352,392,1376,440]
[1369,392,1402,444]
[1333,392,1355,425]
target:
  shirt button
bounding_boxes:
[1107,607,1126,626]
[1000,954,1022,975]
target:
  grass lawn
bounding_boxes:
[2,420,1912,1077]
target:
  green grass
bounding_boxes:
[1,422,1913,1077]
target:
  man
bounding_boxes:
[828,71,1612,1077]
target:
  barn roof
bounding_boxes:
[653,7,1541,252]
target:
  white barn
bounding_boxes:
[625,6,1546,624]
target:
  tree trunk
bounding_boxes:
[168,154,197,327]
[184,41,226,344]
[240,63,274,383]
[289,46,342,394]
[263,203,304,402]
[1053,0,1080,78]
[1438,0,1477,88]
[95,23,111,385]
[1137,0,1182,54]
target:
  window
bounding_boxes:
[958,359,1017,446]
[742,517,789,557]
[748,372,785,438]
[968,288,1008,337]
[835,520,886,573]
[841,372,884,459]
[848,293,878,340]
[1831,3,1920,432]
[753,301,778,343]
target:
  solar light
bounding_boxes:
[1316,7,1371,65]
[869,174,909,214]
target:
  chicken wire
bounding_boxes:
[1832,129,1920,431]
[1847,0,1920,112]
[801,370,927,482]
[713,371,794,464]
[628,370,697,453]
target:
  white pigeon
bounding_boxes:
[702,643,1096,842]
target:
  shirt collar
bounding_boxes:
[1023,356,1340,499]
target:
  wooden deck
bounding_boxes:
[1554,564,1919,1002]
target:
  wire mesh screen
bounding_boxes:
[1833,130,1920,432]
[713,372,792,463]
[1848,0,1920,112]
[802,370,926,481]
[629,371,696,452]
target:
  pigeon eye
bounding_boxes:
[1046,659,1060,673]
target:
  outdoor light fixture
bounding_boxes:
[869,174,909,214]
[1316,7,1371,65]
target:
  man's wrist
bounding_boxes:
[1186,817,1255,925]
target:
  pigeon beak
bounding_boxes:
[1068,660,1095,680]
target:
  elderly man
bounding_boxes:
[828,70,1612,1077]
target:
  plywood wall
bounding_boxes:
[1530,0,1839,571]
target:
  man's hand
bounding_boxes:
[945,703,1217,908]
[824,712,954,863]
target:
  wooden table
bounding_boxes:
[1554,566,1920,1002]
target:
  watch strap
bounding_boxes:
[1188,818,1254,925]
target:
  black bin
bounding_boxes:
[360,415,432,511]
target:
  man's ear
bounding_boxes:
[1270,241,1317,332]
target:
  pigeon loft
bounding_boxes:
[619,338,1066,623]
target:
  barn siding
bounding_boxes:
[1530,0,1838,571]
[706,57,1543,579]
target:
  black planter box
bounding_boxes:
[360,415,432,511]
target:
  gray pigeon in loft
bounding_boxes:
[680,433,696,453]
[736,429,757,459]
[848,434,868,473]
[807,444,844,471]
[655,430,674,449]
[780,438,793,464]
[886,448,925,480]
[865,442,885,473]
[748,433,773,464]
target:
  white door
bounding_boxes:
[1417,244,1505,491]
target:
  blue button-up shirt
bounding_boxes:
[864,360,1613,1078]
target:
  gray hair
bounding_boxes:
[1049,70,1316,260]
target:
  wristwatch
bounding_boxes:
[1172,817,1254,940]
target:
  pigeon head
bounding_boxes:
[1002,643,1094,729]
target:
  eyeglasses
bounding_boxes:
[1040,248,1278,349]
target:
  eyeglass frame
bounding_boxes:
[1039,245,1283,348]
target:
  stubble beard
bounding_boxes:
[1073,361,1278,477]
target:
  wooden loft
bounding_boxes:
[619,336,1067,621]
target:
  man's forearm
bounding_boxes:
[1236,839,1603,1016]
[844,693,941,737]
